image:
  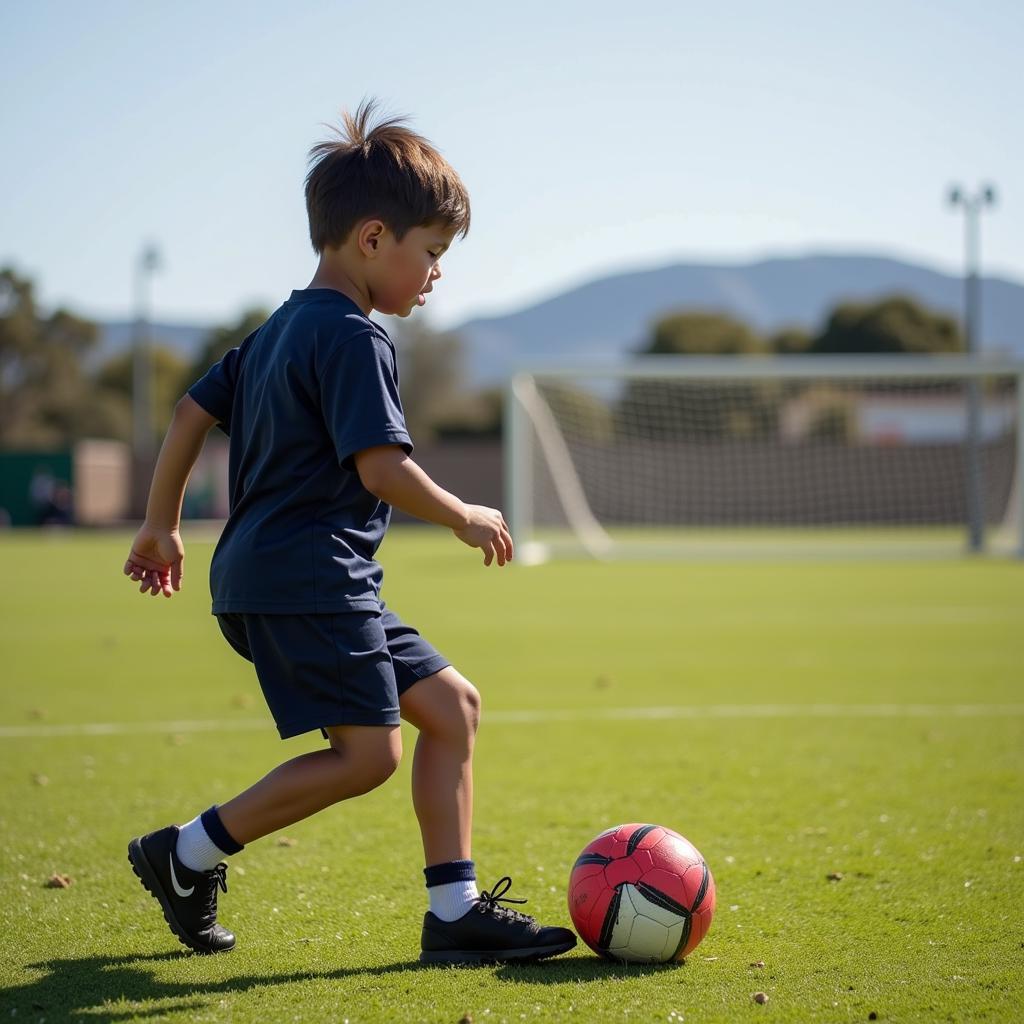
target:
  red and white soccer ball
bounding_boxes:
[568,823,716,963]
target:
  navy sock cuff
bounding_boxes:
[201,805,244,856]
[424,859,476,888]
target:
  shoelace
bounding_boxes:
[475,876,533,923]
[210,863,228,894]
[200,863,228,924]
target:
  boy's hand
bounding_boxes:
[123,525,185,597]
[454,505,514,567]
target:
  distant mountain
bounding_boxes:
[91,253,1024,383]
[453,253,1024,385]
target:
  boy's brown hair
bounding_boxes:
[305,99,471,254]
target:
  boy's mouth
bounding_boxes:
[416,293,426,307]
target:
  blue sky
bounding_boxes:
[1,0,1021,329]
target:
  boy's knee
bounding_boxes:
[401,669,481,742]
[327,727,401,795]
[363,730,402,788]
[445,676,481,747]
[461,679,482,735]
[377,735,403,780]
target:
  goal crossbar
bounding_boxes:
[515,355,1024,381]
[505,356,1024,563]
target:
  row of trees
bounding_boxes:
[2,269,108,448]
[0,267,239,449]
[646,301,966,439]
[553,301,967,443]
[1,262,966,451]
[645,297,961,357]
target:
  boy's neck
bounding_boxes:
[306,252,372,315]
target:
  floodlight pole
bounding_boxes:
[131,244,162,519]
[948,185,996,553]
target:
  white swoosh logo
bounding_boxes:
[169,854,195,897]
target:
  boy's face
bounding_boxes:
[368,222,457,317]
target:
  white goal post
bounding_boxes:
[504,356,1024,563]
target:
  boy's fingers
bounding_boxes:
[124,559,149,580]
[125,552,167,577]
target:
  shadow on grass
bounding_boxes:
[494,955,689,985]
[8,950,421,1023]
[8,949,682,1020]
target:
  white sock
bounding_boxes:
[176,815,227,872]
[429,879,479,922]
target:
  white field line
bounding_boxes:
[2,703,1023,739]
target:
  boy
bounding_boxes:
[123,101,575,965]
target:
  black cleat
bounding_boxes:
[420,876,576,965]
[128,825,235,954]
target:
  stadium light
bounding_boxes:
[131,243,163,517]
[947,183,997,553]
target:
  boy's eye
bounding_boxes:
[428,251,440,260]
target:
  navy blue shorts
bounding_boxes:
[216,604,449,739]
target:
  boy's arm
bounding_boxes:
[354,445,514,567]
[123,394,219,597]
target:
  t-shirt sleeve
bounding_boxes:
[321,331,413,470]
[187,330,257,436]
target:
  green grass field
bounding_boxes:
[1,529,1022,1023]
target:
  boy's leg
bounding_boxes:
[129,724,400,955]
[131,611,408,955]
[400,666,576,964]
[218,724,402,844]
[399,667,479,866]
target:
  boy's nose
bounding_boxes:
[431,262,442,281]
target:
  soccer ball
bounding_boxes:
[568,823,715,963]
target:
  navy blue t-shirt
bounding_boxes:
[188,289,412,614]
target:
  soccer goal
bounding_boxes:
[504,356,1024,563]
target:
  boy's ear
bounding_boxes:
[357,219,387,258]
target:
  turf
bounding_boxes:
[1,529,1022,1023]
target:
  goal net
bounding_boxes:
[505,356,1024,562]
